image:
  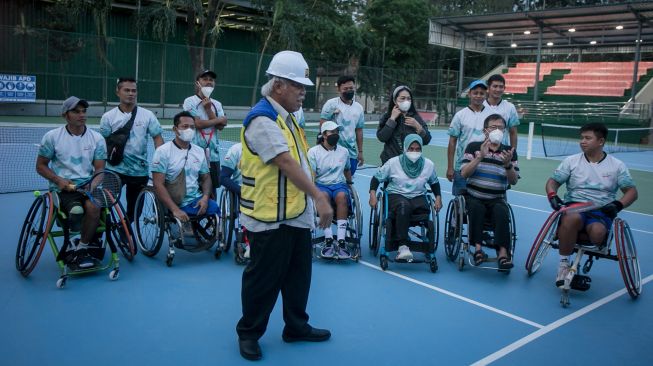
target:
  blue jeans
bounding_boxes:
[452,170,467,196]
[180,197,219,216]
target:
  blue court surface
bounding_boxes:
[1,171,651,366]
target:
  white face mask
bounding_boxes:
[398,100,411,112]
[178,128,195,142]
[405,151,421,162]
[201,86,214,98]
[488,129,504,144]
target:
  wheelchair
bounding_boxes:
[443,194,517,273]
[15,190,136,288]
[217,187,249,265]
[368,188,439,273]
[133,187,222,266]
[312,183,363,262]
[525,202,641,307]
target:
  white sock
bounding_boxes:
[560,255,569,262]
[336,220,347,242]
[77,241,89,251]
[323,226,333,241]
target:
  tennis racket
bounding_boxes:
[68,171,122,208]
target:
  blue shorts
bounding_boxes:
[349,158,358,176]
[452,170,467,196]
[580,210,613,231]
[180,197,220,216]
[317,182,350,206]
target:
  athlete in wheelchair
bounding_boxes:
[134,111,221,266]
[16,96,134,288]
[525,122,640,307]
[218,142,251,264]
[369,134,442,272]
[444,114,518,273]
[308,121,362,261]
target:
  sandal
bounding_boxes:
[498,256,514,271]
[473,250,487,265]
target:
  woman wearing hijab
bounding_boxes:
[369,134,442,260]
[377,85,432,165]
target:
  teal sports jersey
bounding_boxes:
[151,141,209,207]
[100,106,162,176]
[38,126,107,192]
[373,156,438,199]
[320,97,365,158]
[222,143,242,185]
[183,95,225,162]
[483,99,520,145]
[308,144,350,185]
[447,106,491,171]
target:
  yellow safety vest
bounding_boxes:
[240,112,310,222]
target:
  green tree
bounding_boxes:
[138,0,225,76]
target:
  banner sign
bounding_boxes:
[0,74,36,102]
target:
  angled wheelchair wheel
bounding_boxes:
[350,186,363,242]
[507,203,517,258]
[614,218,642,298]
[108,201,136,261]
[525,211,560,276]
[444,198,462,261]
[219,189,235,252]
[191,214,220,251]
[373,191,385,257]
[134,189,164,257]
[16,193,54,277]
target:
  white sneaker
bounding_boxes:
[243,245,250,259]
[556,260,570,288]
[396,245,413,261]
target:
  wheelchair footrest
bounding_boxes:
[570,275,591,291]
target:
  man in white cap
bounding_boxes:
[308,121,352,259]
[36,96,107,269]
[182,69,227,198]
[236,50,333,361]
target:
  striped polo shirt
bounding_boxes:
[461,141,519,200]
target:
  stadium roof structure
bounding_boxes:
[429,1,653,99]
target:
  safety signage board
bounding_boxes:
[0,74,36,102]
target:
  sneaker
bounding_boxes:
[555,260,570,288]
[243,244,251,259]
[396,245,413,261]
[76,251,96,269]
[336,240,351,259]
[321,238,335,258]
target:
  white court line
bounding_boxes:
[471,273,653,366]
[355,175,653,234]
[359,260,544,329]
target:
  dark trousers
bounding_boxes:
[209,161,220,198]
[465,195,511,251]
[116,173,148,223]
[236,224,312,340]
[388,194,430,243]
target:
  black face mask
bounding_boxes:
[342,90,355,101]
[326,134,340,146]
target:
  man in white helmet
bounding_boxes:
[236,50,334,361]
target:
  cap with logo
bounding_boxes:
[61,96,89,114]
[468,80,488,90]
[320,121,342,134]
[266,51,314,86]
[196,70,217,80]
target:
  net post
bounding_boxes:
[526,122,535,160]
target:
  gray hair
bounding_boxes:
[261,76,285,96]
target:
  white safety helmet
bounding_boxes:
[266,50,314,86]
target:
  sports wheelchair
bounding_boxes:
[133,187,222,266]
[311,183,363,262]
[525,203,641,307]
[217,187,249,265]
[15,190,135,288]
[443,194,517,273]
[369,188,439,273]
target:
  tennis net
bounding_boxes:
[0,121,384,194]
[540,123,653,157]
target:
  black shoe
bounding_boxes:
[282,327,331,343]
[238,339,262,361]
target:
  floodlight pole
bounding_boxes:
[631,21,642,103]
[135,0,141,81]
[458,33,466,96]
[533,25,543,102]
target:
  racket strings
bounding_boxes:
[88,173,122,207]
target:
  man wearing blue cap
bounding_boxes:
[447,80,492,195]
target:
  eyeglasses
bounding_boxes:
[177,124,196,130]
[486,125,505,131]
[286,79,305,90]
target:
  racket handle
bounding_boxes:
[67,184,76,191]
